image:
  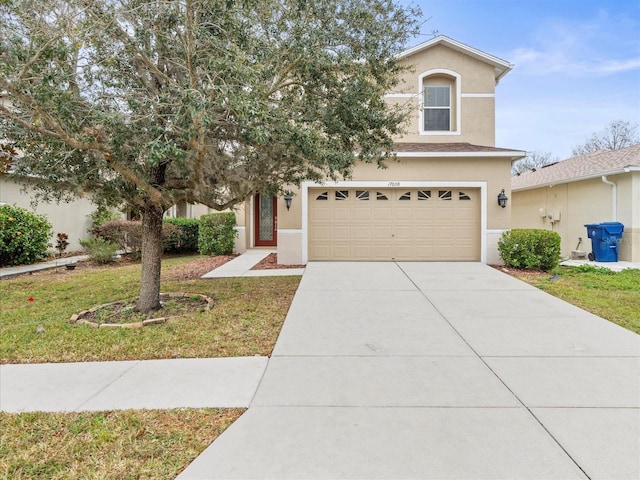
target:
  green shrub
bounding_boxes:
[96,220,142,253]
[0,204,52,266]
[498,229,561,271]
[88,205,121,236]
[163,218,200,253]
[79,236,119,264]
[198,212,236,256]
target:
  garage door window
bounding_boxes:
[376,192,388,200]
[418,190,431,200]
[356,190,370,200]
[316,192,328,200]
[459,191,471,200]
[439,190,452,200]
[335,190,349,200]
[399,192,411,200]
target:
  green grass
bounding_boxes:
[0,255,298,478]
[0,408,243,480]
[510,265,640,334]
[1,255,301,364]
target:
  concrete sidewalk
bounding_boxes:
[0,255,88,279]
[0,357,268,412]
[179,262,640,480]
[201,249,305,278]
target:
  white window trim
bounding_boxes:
[301,180,487,263]
[419,69,461,136]
[461,93,494,98]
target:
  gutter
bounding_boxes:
[601,176,617,221]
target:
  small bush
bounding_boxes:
[198,212,236,256]
[79,236,119,264]
[0,204,52,266]
[96,220,143,253]
[55,232,70,256]
[163,218,200,253]
[88,205,121,236]
[498,229,561,271]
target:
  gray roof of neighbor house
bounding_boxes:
[512,144,640,191]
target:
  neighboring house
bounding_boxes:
[511,144,640,262]
[0,175,96,251]
[236,36,525,264]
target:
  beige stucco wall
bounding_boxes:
[0,177,95,251]
[512,172,638,261]
[266,156,513,264]
[389,44,497,146]
[396,45,496,94]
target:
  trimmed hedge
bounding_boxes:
[498,229,561,271]
[198,212,236,256]
[163,218,200,253]
[0,204,52,266]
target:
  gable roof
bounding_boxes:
[398,35,513,83]
[393,142,525,159]
[512,144,640,191]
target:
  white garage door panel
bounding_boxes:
[309,188,480,261]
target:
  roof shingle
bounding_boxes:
[393,142,523,154]
[512,144,640,191]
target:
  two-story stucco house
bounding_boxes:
[235,36,525,265]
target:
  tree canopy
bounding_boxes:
[0,0,421,311]
[511,150,558,175]
[572,120,639,157]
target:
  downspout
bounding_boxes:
[601,176,617,221]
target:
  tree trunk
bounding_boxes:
[136,203,164,312]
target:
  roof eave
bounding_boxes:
[395,150,526,160]
[512,166,640,192]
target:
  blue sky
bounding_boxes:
[400,0,640,159]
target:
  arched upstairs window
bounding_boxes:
[419,69,460,135]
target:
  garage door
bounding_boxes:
[309,188,480,261]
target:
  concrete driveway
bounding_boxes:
[179,262,640,480]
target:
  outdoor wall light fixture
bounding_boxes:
[497,189,508,208]
[284,193,293,211]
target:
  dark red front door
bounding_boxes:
[254,194,277,246]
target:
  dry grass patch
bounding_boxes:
[0,408,243,480]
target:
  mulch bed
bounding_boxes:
[251,253,305,270]
[161,255,238,280]
[489,264,550,280]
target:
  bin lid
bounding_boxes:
[601,222,624,235]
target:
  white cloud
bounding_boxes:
[507,11,640,77]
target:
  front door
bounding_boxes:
[254,194,277,246]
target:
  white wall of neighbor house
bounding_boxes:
[0,177,95,251]
[511,172,638,261]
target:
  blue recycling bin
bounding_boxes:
[584,222,624,262]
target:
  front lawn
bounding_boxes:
[0,408,243,480]
[0,255,299,479]
[503,265,640,334]
[1,255,300,364]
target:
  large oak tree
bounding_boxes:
[0,0,420,311]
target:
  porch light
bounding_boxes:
[284,193,293,211]
[497,189,508,208]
